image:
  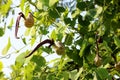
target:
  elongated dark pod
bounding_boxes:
[25,39,54,58]
[15,12,26,39]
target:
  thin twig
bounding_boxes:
[95,32,99,56]
[0,54,11,59]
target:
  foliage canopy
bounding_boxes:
[0,0,120,80]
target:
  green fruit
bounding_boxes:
[88,37,95,44]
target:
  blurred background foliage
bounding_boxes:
[0,0,120,79]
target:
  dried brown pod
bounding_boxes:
[94,54,102,66]
[53,41,65,55]
[115,61,120,71]
[15,12,34,39]
[24,12,34,28]
[97,36,103,43]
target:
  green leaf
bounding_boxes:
[86,52,95,64]
[116,52,120,62]
[15,51,26,67]
[31,55,46,67]
[49,0,58,7]
[30,27,36,36]
[78,15,90,27]
[0,0,2,5]
[77,2,87,11]
[94,0,111,6]
[49,8,60,18]
[24,62,34,80]
[50,29,57,41]
[114,36,120,48]
[25,5,30,16]
[79,40,87,57]
[64,18,76,27]
[47,73,56,80]
[64,18,71,25]
[95,68,109,80]
[103,41,112,53]
[0,61,3,71]
[61,71,69,80]
[40,46,52,54]
[66,48,83,66]
[56,7,65,13]
[39,26,49,35]
[87,9,97,17]
[24,28,31,36]
[69,69,78,80]
[0,28,4,37]
[96,6,102,17]
[1,0,12,15]
[93,72,98,80]
[22,37,27,45]
[39,0,49,7]
[8,18,14,29]
[20,0,25,11]
[72,8,80,18]
[97,25,105,36]
[65,33,73,45]
[31,37,35,46]
[2,37,11,55]
[56,25,66,41]
[74,67,83,80]
[95,0,103,4]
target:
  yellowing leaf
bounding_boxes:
[20,0,25,11]
[50,29,57,41]
[15,52,26,67]
[25,5,30,16]
[30,27,36,36]
[31,37,35,46]
[2,37,11,55]
[24,28,31,36]
[1,0,12,15]
[0,61,3,71]
[49,0,58,7]
[37,1,42,9]
[8,18,14,29]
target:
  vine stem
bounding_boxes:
[95,32,99,56]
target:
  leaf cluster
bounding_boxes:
[0,0,120,79]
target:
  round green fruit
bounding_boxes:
[88,37,95,44]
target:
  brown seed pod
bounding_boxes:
[15,12,34,39]
[94,54,102,66]
[24,12,34,28]
[115,61,120,71]
[97,36,103,43]
[53,41,65,55]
